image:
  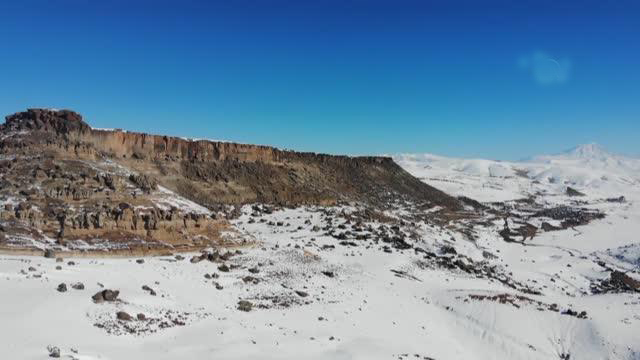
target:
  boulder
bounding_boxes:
[47,345,60,358]
[237,300,253,312]
[218,264,230,272]
[116,311,132,321]
[92,289,120,303]
[71,282,85,290]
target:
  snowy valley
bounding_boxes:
[1,110,639,360]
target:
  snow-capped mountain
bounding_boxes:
[530,143,613,161]
[394,144,640,202]
[531,143,640,171]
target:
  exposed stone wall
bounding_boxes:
[2,108,461,210]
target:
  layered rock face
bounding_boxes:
[0,108,460,253]
[2,109,460,209]
[0,137,225,253]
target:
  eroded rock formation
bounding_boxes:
[0,108,460,253]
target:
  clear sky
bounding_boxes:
[1,0,638,160]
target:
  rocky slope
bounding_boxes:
[0,108,459,254]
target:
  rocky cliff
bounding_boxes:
[0,108,460,253]
[2,109,460,208]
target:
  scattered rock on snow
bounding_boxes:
[237,300,253,312]
[92,289,120,303]
[47,345,60,358]
[142,285,157,296]
[218,264,230,272]
[116,311,132,321]
[566,186,586,197]
[321,270,335,278]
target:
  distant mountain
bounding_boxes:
[563,143,612,159]
[531,143,636,165]
[394,144,640,202]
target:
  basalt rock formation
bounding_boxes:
[0,108,460,253]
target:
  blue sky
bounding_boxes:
[1,0,638,160]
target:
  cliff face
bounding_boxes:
[0,108,462,253]
[87,129,279,162]
[1,108,460,210]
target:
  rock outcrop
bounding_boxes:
[2,108,460,209]
[0,108,461,253]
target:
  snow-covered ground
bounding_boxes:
[394,143,640,202]
[1,144,639,359]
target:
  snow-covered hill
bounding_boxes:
[394,144,640,202]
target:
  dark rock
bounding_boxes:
[92,289,120,303]
[47,345,60,358]
[56,283,67,292]
[116,311,132,321]
[242,276,259,284]
[321,271,335,278]
[142,285,157,296]
[237,300,253,312]
[136,313,146,320]
[533,206,604,228]
[541,222,561,232]
[565,187,585,197]
[295,290,309,297]
[610,271,640,291]
[71,282,85,290]
[218,264,230,272]
[441,245,457,255]
[208,252,221,262]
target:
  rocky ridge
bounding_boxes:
[0,108,460,254]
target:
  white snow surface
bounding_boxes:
[1,144,639,359]
[2,203,639,359]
